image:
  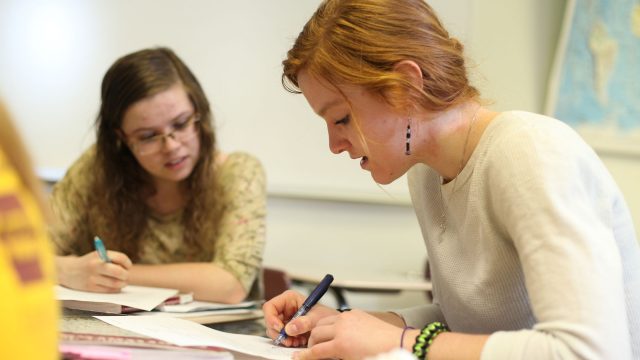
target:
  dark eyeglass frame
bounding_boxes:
[125,113,201,155]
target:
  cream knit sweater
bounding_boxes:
[399,111,639,359]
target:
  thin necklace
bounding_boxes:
[438,106,481,233]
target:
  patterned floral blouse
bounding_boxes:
[49,147,267,299]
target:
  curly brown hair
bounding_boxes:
[94,47,221,261]
[282,0,479,114]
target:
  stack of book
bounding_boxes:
[55,285,261,323]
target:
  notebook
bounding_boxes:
[55,285,190,314]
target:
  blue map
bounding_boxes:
[552,0,640,132]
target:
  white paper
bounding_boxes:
[55,285,178,311]
[135,308,255,318]
[160,300,257,313]
[95,316,297,360]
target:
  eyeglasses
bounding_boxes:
[127,113,200,156]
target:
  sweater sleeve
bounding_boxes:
[212,152,267,295]
[481,119,632,359]
[393,303,446,329]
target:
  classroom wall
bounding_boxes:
[264,196,429,310]
[1,0,638,311]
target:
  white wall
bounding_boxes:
[1,0,465,204]
[1,0,638,311]
[264,196,428,310]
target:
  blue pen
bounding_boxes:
[93,236,111,263]
[274,273,334,346]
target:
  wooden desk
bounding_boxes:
[283,267,432,310]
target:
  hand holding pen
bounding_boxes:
[90,236,132,292]
[264,274,335,347]
[56,236,133,293]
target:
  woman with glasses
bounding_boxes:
[50,47,266,303]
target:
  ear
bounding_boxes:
[393,60,424,90]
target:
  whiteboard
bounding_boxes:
[0,0,471,205]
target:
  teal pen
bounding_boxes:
[93,236,111,263]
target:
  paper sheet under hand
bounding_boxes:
[95,316,297,360]
[56,285,178,311]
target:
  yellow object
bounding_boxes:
[0,148,58,359]
[632,4,640,37]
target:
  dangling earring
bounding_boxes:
[404,118,412,155]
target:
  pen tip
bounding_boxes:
[274,334,285,346]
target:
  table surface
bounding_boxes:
[61,309,269,359]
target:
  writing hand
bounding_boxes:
[57,250,132,293]
[294,310,404,360]
[263,290,338,348]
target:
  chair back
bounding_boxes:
[263,267,291,301]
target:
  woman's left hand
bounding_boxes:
[293,309,403,360]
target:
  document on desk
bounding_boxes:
[133,300,261,325]
[56,285,178,312]
[158,300,257,313]
[95,316,297,360]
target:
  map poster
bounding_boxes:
[546,0,640,156]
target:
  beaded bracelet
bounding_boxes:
[412,322,450,360]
